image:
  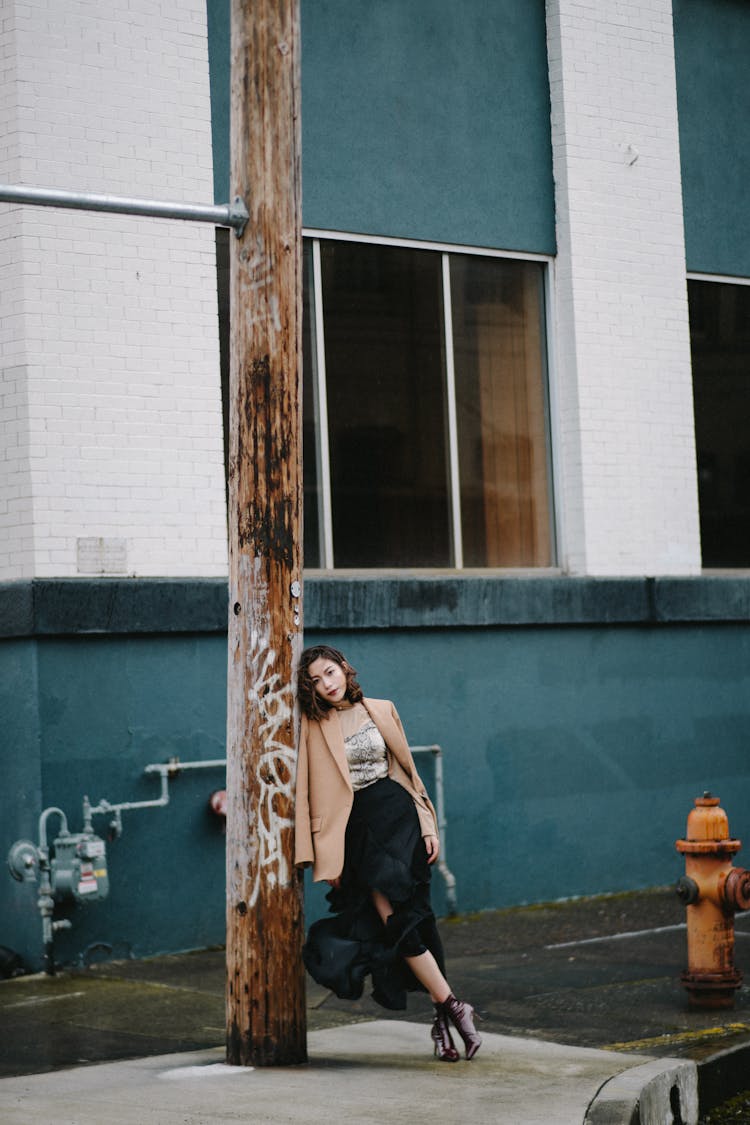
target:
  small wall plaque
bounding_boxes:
[76,537,128,575]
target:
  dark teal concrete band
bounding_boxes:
[3,575,750,638]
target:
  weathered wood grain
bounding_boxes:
[225,0,306,1067]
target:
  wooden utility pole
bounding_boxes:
[225,0,306,1066]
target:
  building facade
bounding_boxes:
[2,0,750,970]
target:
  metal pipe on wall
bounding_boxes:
[0,183,249,235]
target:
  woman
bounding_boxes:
[294,644,481,1062]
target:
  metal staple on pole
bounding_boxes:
[0,183,249,236]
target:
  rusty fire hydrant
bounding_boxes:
[675,792,750,1008]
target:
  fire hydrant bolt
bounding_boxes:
[675,875,699,906]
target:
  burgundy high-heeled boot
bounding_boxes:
[431,1002,460,1062]
[444,994,482,1059]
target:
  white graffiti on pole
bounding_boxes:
[247,627,296,908]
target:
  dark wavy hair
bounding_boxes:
[297,644,363,721]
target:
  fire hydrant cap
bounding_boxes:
[676,793,742,855]
[687,794,729,840]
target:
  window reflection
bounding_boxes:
[451,256,552,567]
[320,241,450,568]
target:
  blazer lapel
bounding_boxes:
[320,709,352,789]
[363,698,410,771]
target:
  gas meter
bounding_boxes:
[8,808,110,975]
[51,831,109,904]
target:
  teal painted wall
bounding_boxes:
[0,641,43,963]
[4,615,750,970]
[209,1,750,271]
[674,0,750,277]
[39,635,228,967]
[207,0,555,253]
[206,0,230,206]
[306,626,750,916]
[1,635,228,970]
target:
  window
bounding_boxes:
[689,277,750,567]
[304,238,554,569]
[219,231,555,570]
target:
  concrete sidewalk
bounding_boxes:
[0,1024,695,1125]
[1,889,748,1124]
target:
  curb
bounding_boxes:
[698,1040,750,1118]
[584,1057,698,1125]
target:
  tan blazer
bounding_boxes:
[294,697,439,883]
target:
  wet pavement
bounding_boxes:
[1,888,749,1122]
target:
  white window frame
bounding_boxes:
[687,272,750,287]
[303,228,558,571]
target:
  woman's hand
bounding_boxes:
[326,877,341,889]
[424,834,439,864]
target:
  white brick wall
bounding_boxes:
[0,5,34,576]
[546,0,702,575]
[0,0,227,579]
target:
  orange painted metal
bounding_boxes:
[676,793,750,1009]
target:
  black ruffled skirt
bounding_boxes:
[302,777,445,1011]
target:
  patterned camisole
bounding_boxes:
[344,718,389,791]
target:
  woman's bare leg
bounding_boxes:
[370,889,451,1004]
[371,889,481,1059]
[403,949,452,1003]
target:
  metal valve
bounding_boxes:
[8,840,40,883]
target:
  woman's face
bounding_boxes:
[307,656,348,706]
